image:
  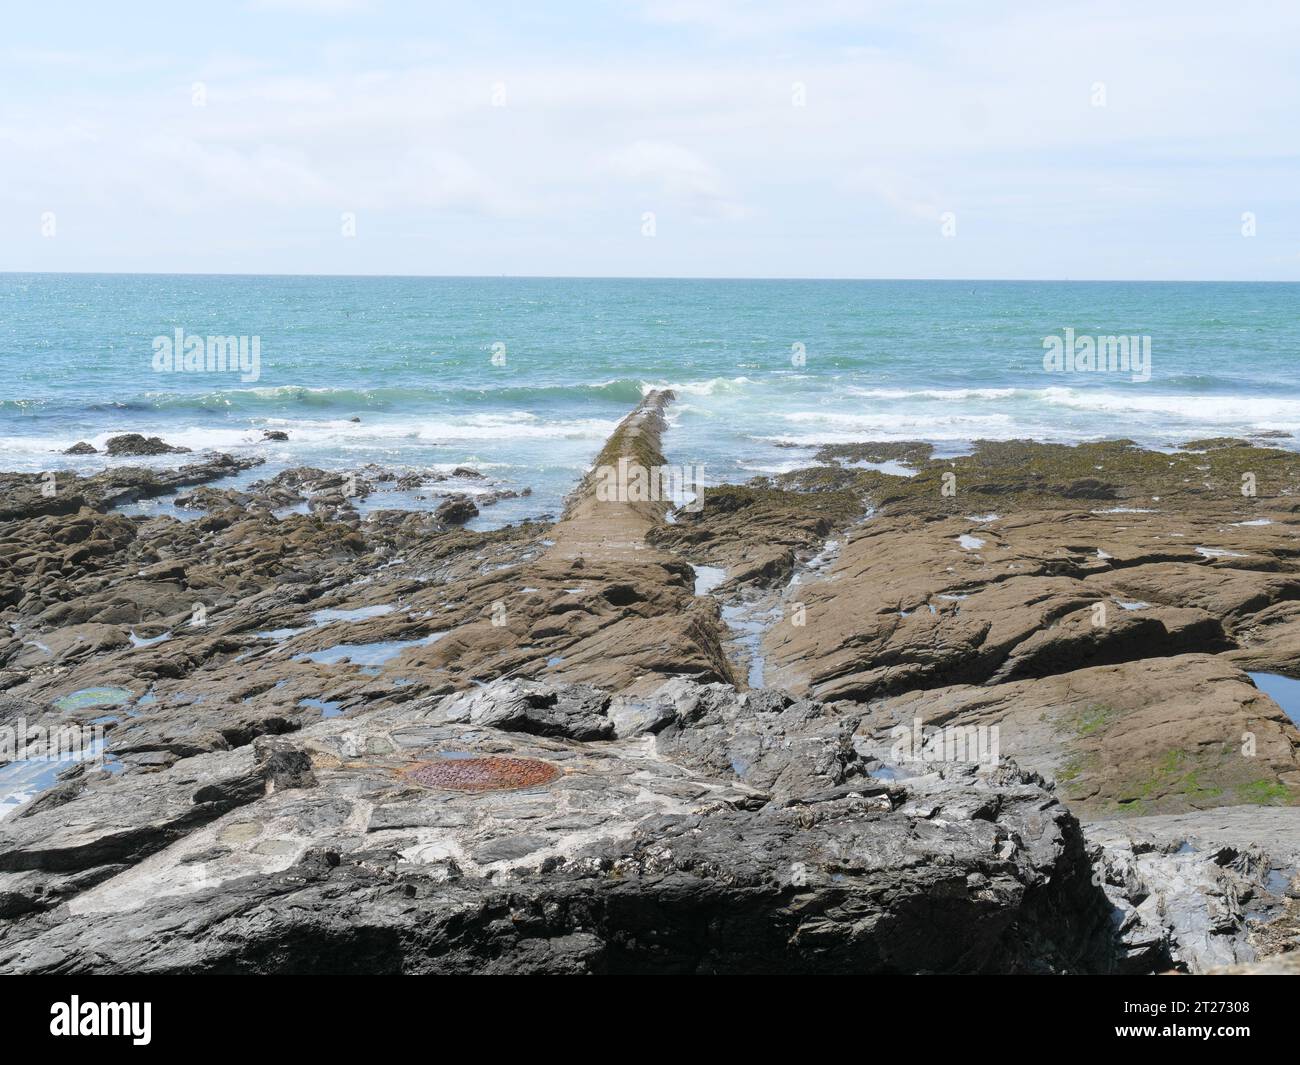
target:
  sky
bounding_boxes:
[1,0,1297,280]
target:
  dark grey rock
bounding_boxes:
[1086,806,1300,973]
[104,434,191,457]
[0,683,1116,974]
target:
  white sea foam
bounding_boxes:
[836,384,1300,429]
[639,376,756,397]
[1036,388,1300,425]
[845,387,1020,401]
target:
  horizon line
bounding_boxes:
[3,270,1298,285]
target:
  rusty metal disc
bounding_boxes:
[405,755,561,792]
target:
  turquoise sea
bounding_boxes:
[2,275,1299,526]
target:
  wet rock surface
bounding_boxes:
[2,408,1299,972]
[0,453,265,523]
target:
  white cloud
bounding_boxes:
[604,140,749,220]
[854,168,944,224]
[3,1,1298,277]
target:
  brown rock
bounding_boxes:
[855,654,1300,818]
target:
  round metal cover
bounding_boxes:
[405,755,561,792]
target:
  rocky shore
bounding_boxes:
[1,396,1298,973]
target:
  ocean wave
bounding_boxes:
[0,374,758,419]
[1035,388,1300,423]
[82,378,651,414]
[780,410,1017,430]
[0,412,620,469]
[837,384,1300,426]
[844,386,1020,401]
[639,376,757,397]
[407,415,618,443]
